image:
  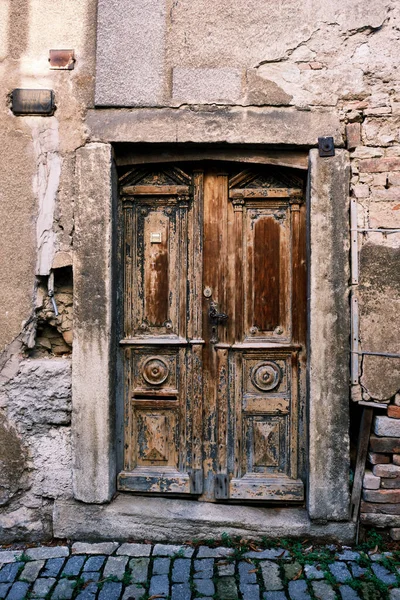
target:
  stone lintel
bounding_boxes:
[53,496,355,543]
[86,107,343,147]
[308,149,351,521]
[73,143,117,503]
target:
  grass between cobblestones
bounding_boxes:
[1,530,400,600]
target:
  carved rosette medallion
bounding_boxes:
[142,356,169,386]
[251,361,281,392]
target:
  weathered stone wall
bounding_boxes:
[0,0,399,539]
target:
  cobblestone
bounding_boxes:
[19,560,44,582]
[1,540,400,600]
[193,558,214,579]
[304,564,324,580]
[129,557,149,583]
[61,555,85,577]
[103,556,128,580]
[149,574,169,597]
[42,558,65,578]
[32,577,56,598]
[261,560,283,590]
[328,561,352,583]
[82,555,106,571]
[172,558,191,582]
[171,582,192,600]
[6,581,29,600]
[311,581,335,600]
[153,557,171,575]
[52,578,75,599]
[0,563,22,584]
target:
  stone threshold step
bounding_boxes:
[54,495,355,544]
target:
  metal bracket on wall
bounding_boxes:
[318,137,335,157]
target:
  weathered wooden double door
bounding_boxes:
[118,161,306,502]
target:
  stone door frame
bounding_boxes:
[71,114,350,527]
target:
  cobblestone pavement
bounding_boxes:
[1,540,400,600]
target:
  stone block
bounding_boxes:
[363,489,400,503]
[358,157,400,173]
[368,452,391,465]
[73,143,117,504]
[375,416,400,437]
[197,546,234,558]
[369,201,400,228]
[86,107,343,147]
[26,547,69,561]
[216,578,239,600]
[95,0,166,106]
[217,562,235,577]
[389,407,400,419]
[172,67,242,104]
[244,549,290,560]
[0,563,22,584]
[72,542,118,555]
[347,123,361,150]
[153,544,193,558]
[336,551,360,561]
[116,543,151,557]
[363,470,381,490]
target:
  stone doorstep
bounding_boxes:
[53,495,356,543]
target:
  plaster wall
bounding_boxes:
[0,0,399,541]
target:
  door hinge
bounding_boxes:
[215,474,229,500]
[318,136,335,157]
[189,469,203,494]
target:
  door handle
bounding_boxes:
[208,301,228,324]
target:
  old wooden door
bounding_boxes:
[118,162,306,502]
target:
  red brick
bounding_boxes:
[363,489,400,503]
[361,501,400,514]
[373,464,400,478]
[370,435,400,453]
[381,478,400,489]
[368,452,391,465]
[346,123,361,150]
[359,157,400,173]
[388,406,400,419]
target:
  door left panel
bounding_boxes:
[118,167,203,495]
